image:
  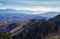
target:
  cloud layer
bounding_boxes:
[0,0,60,14]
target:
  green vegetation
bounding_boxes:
[0,30,12,39]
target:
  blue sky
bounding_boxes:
[0,0,60,7]
[0,0,60,14]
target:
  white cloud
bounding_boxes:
[12,6,60,12]
[10,6,60,14]
[0,6,60,14]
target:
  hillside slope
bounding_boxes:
[11,14,60,39]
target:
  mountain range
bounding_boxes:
[0,9,60,39]
[0,9,60,21]
[11,14,60,39]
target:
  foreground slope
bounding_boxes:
[11,14,60,39]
